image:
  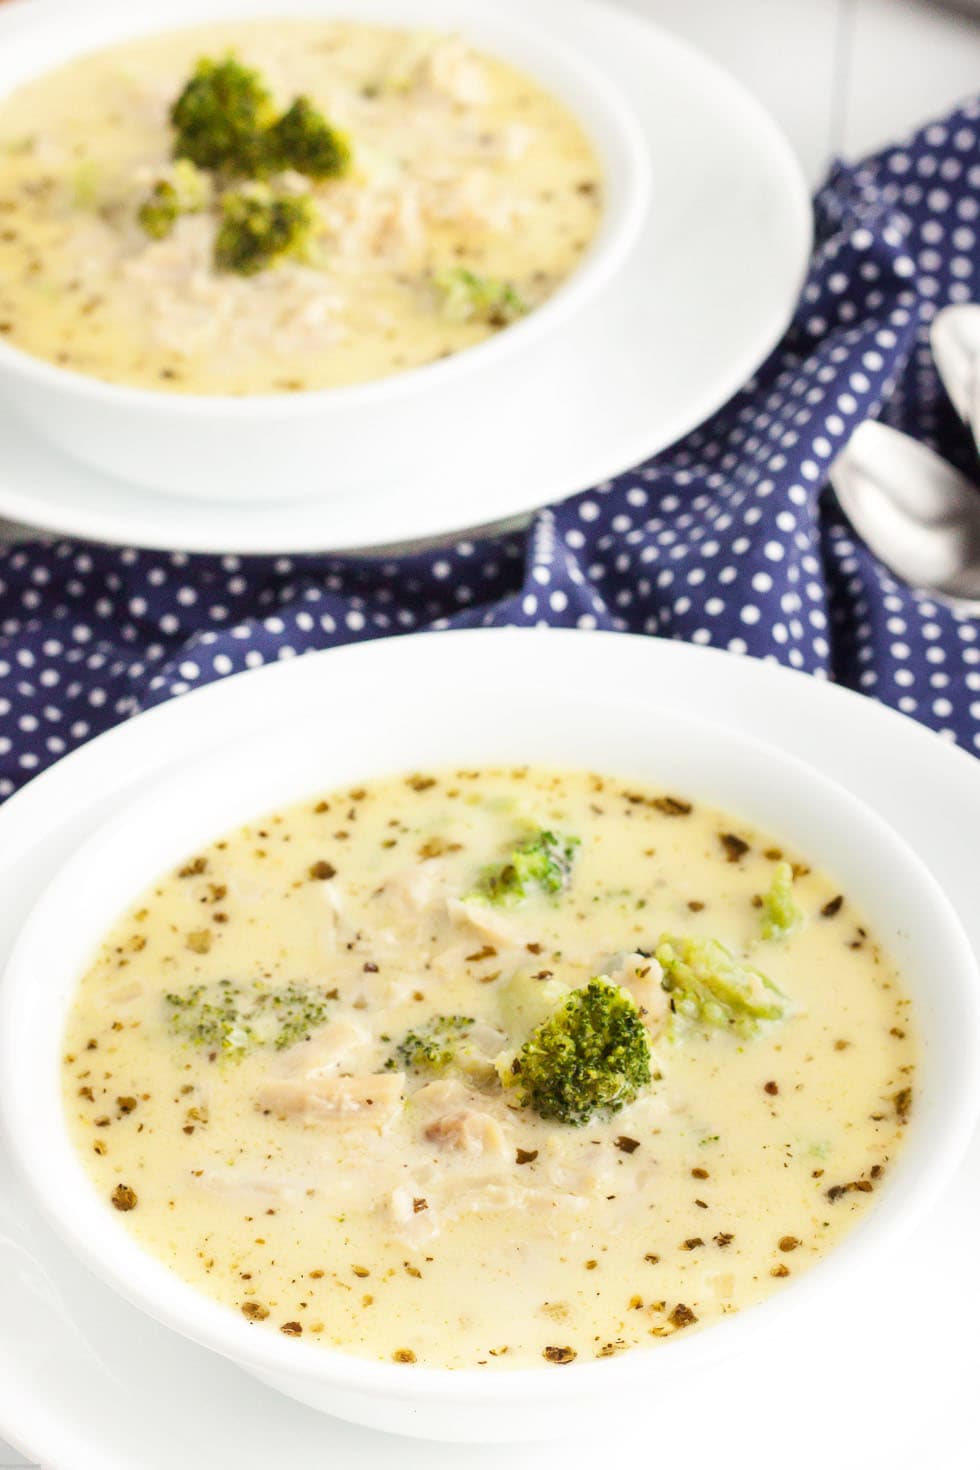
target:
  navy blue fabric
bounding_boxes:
[2,99,980,800]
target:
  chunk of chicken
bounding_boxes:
[424,1109,506,1158]
[447,897,528,951]
[376,861,449,913]
[104,979,144,1007]
[497,122,536,163]
[314,877,345,919]
[257,1072,405,1129]
[418,171,526,233]
[382,34,488,107]
[411,1077,471,1111]
[449,1181,591,1222]
[123,215,343,358]
[387,1183,441,1245]
[416,36,488,105]
[318,181,426,270]
[279,1018,370,1078]
[191,1171,305,1204]
[411,1074,506,1112]
[365,861,462,967]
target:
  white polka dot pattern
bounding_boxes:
[1,100,979,800]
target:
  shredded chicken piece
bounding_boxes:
[257,1071,405,1128]
[104,980,144,1006]
[375,862,450,916]
[497,122,536,162]
[449,1181,591,1220]
[707,1272,735,1301]
[191,1171,304,1203]
[414,36,488,106]
[447,897,528,950]
[389,1184,418,1224]
[411,1077,470,1111]
[317,181,426,268]
[418,170,526,232]
[411,1074,507,1112]
[364,861,463,968]
[387,1183,441,1244]
[122,215,343,358]
[317,877,346,914]
[383,34,488,107]
[279,1018,370,1077]
[424,1109,506,1157]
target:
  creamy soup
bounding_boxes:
[0,22,601,394]
[62,767,915,1370]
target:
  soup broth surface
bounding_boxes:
[0,22,602,393]
[63,766,915,1369]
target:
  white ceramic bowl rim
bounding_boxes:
[0,0,651,413]
[1,627,979,1411]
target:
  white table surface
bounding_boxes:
[0,1,979,1463]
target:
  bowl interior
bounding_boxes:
[2,650,979,1402]
[0,0,650,409]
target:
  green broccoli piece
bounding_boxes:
[469,829,579,907]
[137,159,211,240]
[387,1015,476,1073]
[213,185,316,275]
[164,978,331,1058]
[169,56,351,185]
[500,978,651,1126]
[138,183,180,240]
[268,982,335,1051]
[263,96,351,179]
[760,861,803,941]
[171,55,276,177]
[433,267,528,327]
[655,936,787,1037]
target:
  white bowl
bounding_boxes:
[1,629,979,1443]
[0,0,650,505]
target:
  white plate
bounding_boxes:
[0,0,811,553]
[0,629,978,1470]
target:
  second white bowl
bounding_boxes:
[0,0,650,504]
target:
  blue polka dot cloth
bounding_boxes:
[2,99,979,801]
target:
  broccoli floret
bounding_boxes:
[164,978,331,1058]
[138,182,180,240]
[500,978,651,1126]
[137,159,211,240]
[655,936,787,1037]
[469,829,579,907]
[433,267,528,327]
[387,1015,476,1073]
[170,57,351,185]
[171,55,276,176]
[263,96,351,179]
[213,185,316,274]
[760,861,803,941]
[267,982,335,1051]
